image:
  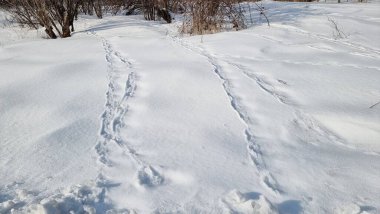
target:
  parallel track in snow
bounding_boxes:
[96,36,138,167]
[165,29,380,200]
[270,24,380,59]
[166,35,283,196]
[223,58,380,158]
[91,31,165,189]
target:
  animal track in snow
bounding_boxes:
[92,31,165,191]
[137,166,165,187]
[221,190,278,214]
[166,35,282,195]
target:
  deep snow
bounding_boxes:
[1,1,380,213]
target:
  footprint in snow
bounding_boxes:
[221,190,278,214]
[277,79,288,85]
[137,166,165,188]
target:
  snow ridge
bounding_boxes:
[271,24,380,59]
[226,61,380,157]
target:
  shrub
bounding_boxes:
[181,0,247,35]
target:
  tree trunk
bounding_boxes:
[157,8,172,23]
[45,26,57,39]
[88,1,94,15]
[94,0,103,18]
[62,21,71,38]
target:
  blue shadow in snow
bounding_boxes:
[278,200,303,214]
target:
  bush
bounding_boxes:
[4,0,82,38]
[181,0,247,35]
[2,0,263,38]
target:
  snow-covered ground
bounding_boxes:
[1,1,379,213]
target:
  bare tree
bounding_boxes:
[141,0,172,23]
[77,0,103,18]
[4,0,83,38]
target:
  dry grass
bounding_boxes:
[181,0,248,35]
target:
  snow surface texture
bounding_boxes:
[1,1,380,213]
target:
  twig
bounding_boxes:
[254,2,270,27]
[369,101,380,109]
[327,16,347,39]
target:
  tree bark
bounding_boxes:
[62,13,71,38]
[45,26,57,39]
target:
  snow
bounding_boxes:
[1,1,380,213]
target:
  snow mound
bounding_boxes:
[0,177,134,214]
[222,190,278,214]
[334,203,378,214]
[29,185,106,214]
